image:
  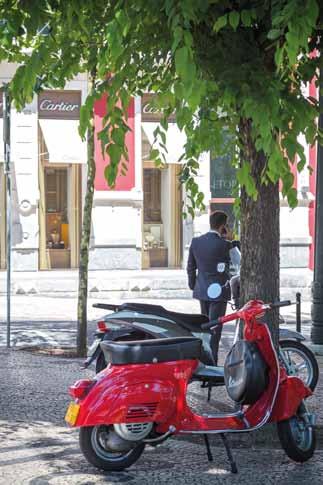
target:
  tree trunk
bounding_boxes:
[239,118,280,345]
[77,74,96,357]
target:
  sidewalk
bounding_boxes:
[0,267,314,300]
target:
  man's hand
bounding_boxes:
[225,228,234,241]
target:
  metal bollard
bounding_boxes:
[296,292,301,333]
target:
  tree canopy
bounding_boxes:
[1,0,321,215]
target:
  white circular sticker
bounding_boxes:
[207,283,222,299]
[217,263,225,273]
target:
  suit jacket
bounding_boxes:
[187,232,232,301]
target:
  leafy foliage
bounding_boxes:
[0,0,321,211]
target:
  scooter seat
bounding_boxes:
[100,337,201,365]
[119,302,209,331]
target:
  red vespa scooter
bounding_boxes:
[65,299,316,474]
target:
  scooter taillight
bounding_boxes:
[69,379,94,399]
[97,320,108,331]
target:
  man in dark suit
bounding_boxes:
[187,210,240,365]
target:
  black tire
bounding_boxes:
[95,351,107,374]
[79,425,145,471]
[279,340,319,391]
[277,403,316,462]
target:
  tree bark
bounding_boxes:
[239,118,280,345]
[77,72,96,357]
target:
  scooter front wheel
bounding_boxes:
[277,403,316,462]
[79,425,145,471]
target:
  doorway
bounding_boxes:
[39,164,81,269]
[142,164,182,268]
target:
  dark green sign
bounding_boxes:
[210,144,237,199]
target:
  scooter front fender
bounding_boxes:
[75,363,179,427]
[270,372,312,422]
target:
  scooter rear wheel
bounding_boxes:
[79,425,145,471]
[277,403,316,462]
[279,340,319,391]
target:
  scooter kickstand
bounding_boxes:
[220,433,238,474]
[207,383,212,402]
[203,434,213,462]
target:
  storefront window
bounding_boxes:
[45,167,70,268]
[143,169,162,223]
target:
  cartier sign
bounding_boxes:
[142,93,176,122]
[38,90,81,119]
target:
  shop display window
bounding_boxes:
[143,168,168,267]
[45,167,71,268]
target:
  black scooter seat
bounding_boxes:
[100,337,201,365]
[119,302,209,332]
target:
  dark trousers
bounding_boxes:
[200,300,227,366]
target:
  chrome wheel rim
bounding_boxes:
[91,425,134,462]
[289,415,313,452]
[281,346,313,388]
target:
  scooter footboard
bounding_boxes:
[270,375,312,422]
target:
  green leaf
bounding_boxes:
[107,143,122,166]
[150,148,160,159]
[229,11,240,31]
[241,10,252,27]
[175,45,190,80]
[213,15,227,33]
[268,29,281,40]
[274,46,284,67]
[111,127,125,147]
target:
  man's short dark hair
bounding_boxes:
[210,210,228,230]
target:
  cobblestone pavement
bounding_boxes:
[1,420,323,485]
[0,296,322,484]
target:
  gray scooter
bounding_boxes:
[85,298,318,392]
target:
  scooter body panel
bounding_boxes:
[74,361,191,427]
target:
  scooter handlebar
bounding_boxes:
[201,310,240,330]
[92,303,120,311]
[270,300,291,309]
[200,300,291,331]
[201,319,220,330]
